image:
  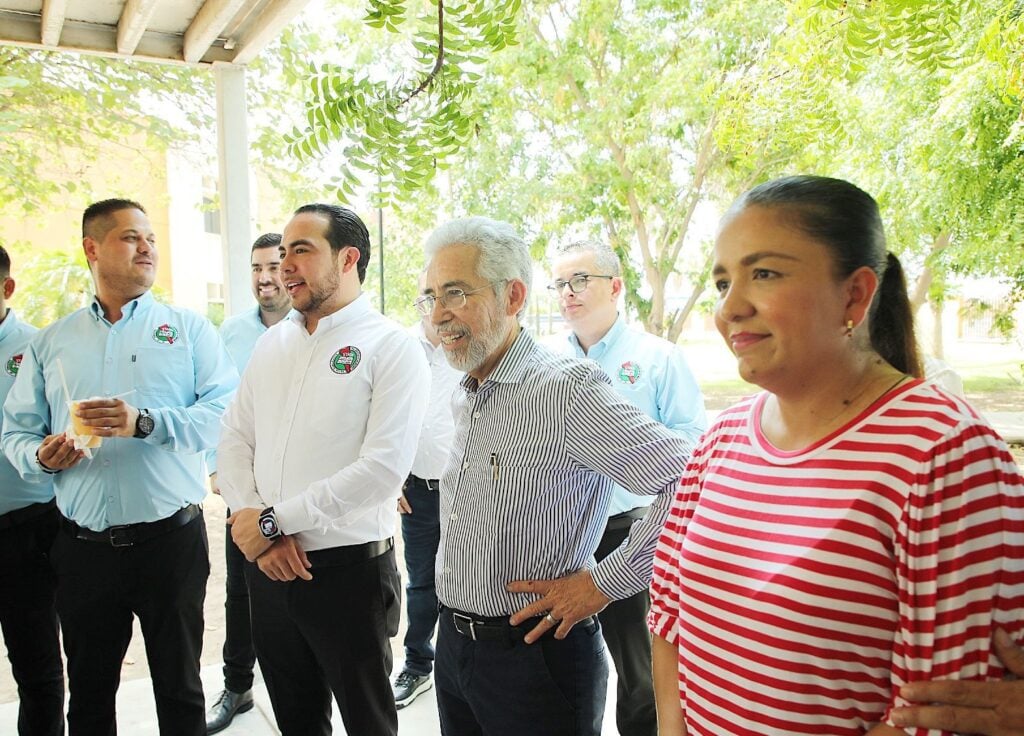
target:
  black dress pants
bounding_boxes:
[0,504,64,736]
[221,519,255,693]
[595,512,657,736]
[51,514,209,736]
[246,544,401,736]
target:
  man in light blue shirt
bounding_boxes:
[2,199,237,736]
[205,232,290,734]
[0,246,64,736]
[546,239,706,736]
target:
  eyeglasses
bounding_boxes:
[546,274,614,295]
[413,281,505,316]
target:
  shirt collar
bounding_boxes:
[0,308,17,342]
[89,290,154,323]
[568,313,625,358]
[287,292,370,333]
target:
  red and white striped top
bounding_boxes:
[649,379,1024,735]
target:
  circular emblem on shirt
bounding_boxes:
[152,323,179,345]
[5,353,23,377]
[330,346,362,374]
[618,361,641,385]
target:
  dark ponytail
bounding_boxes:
[871,253,921,377]
[729,175,921,377]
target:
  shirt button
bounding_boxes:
[450,513,457,521]
[462,461,469,470]
[102,460,110,467]
[105,358,113,364]
[472,412,481,420]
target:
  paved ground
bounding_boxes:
[0,657,621,735]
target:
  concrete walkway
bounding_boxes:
[0,661,620,734]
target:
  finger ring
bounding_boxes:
[545,613,558,625]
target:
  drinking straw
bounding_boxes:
[56,358,72,405]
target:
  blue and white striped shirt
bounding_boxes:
[436,328,693,617]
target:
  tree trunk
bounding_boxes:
[910,231,950,312]
[930,298,944,359]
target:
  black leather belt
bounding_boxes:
[305,537,393,568]
[410,475,440,491]
[606,506,647,532]
[443,605,597,643]
[60,504,201,547]
[0,499,56,531]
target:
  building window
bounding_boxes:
[203,197,221,235]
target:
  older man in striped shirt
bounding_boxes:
[416,217,693,736]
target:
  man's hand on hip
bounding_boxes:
[228,507,274,561]
[256,535,312,582]
[506,569,611,644]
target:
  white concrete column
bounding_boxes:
[214,62,253,318]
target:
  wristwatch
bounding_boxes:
[133,408,155,438]
[258,506,282,540]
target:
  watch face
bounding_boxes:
[138,413,155,435]
[259,514,279,538]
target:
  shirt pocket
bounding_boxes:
[131,346,195,406]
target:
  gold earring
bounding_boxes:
[844,319,855,338]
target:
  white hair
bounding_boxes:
[424,217,533,317]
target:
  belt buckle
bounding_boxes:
[452,613,477,641]
[107,525,134,547]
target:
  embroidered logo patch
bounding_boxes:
[330,346,362,374]
[617,361,641,384]
[4,353,23,377]
[152,323,179,345]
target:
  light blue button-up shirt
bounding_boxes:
[560,315,707,516]
[206,306,268,474]
[1,291,238,530]
[0,309,53,516]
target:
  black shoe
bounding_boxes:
[392,670,433,709]
[206,688,254,734]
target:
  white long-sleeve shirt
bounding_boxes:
[218,294,430,551]
[409,322,463,481]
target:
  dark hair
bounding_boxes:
[82,199,146,240]
[730,175,921,377]
[0,246,9,279]
[252,233,282,252]
[293,204,370,283]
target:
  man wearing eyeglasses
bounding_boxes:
[418,217,694,736]
[544,239,706,736]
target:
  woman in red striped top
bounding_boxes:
[649,175,1024,735]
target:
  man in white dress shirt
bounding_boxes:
[217,203,430,736]
[391,273,464,709]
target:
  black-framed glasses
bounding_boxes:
[546,274,614,295]
[413,281,505,316]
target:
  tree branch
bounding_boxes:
[399,0,445,105]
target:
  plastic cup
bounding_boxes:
[69,400,103,448]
